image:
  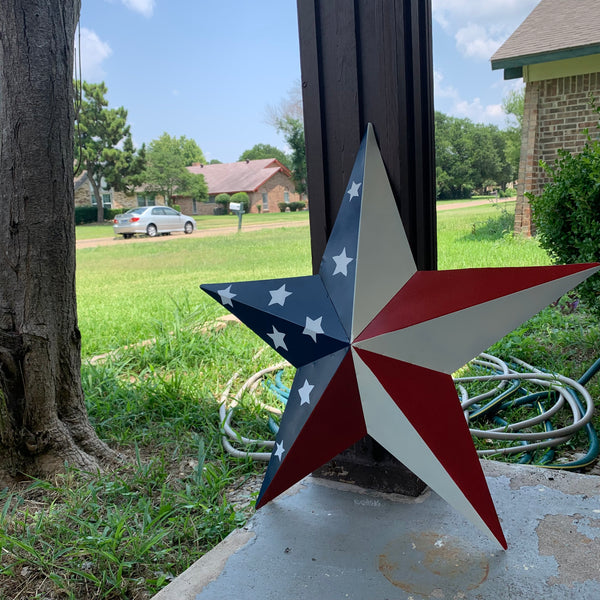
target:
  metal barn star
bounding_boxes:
[201,124,599,549]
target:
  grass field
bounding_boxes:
[77,202,546,357]
[2,202,598,600]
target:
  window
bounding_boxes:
[137,195,156,207]
[262,192,269,212]
[91,190,112,208]
[192,199,197,214]
[284,191,290,204]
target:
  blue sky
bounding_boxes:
[78,0,540,164]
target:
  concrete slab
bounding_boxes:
[153,461,600,600]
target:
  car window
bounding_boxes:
[151,207,165,215]
[163,207,179,216]
[126,208,146,215]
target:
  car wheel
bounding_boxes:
[146,224,158,237]
[184,221,194,234]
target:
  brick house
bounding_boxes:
[182,158,304,214]
[74,171,164,210]
[491,0,600,235]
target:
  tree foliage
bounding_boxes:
[502,88,525,180]
[529,107,600,314]
[74,81,145,222]
[275,117,307,196]
[267,82,307,195]
[435,112,516,199]
[143,133,208,205]
[239,144,290,169]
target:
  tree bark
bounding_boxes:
[0,0,118,480]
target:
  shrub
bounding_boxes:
[230,192,250,213]
[104,208,126,221]
[528,104,600,313]
[74,206,98,224]
[288,201,306,212]
[172,204,181,212]
[278,202,288,212]
[215,193,231,212]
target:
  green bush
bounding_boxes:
[75,206,128,224]
[528,105,600,313]
[215,193,231,212]
[278,202,288,212]
[172,204,181,212]
[288,201,306,212]
[74,206,98,224]
[230,192,250,213]
[104,208,126,220]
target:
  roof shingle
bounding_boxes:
[186,159,291,195]
[492,0,600,68]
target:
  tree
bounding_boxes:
[0,0,118,480]
[434,112,515,198]
[143,133,208,205]
[267,82,307,195]
[275,117,307,195]
[74,81,145,222]
[239,144,291,169]
[502,88,525,179]
[177,135,206,166]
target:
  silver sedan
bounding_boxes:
[113,206,197,239]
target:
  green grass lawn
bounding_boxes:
[2,203,597,600]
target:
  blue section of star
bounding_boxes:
[201,275,349,368]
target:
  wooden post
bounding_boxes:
[298,0,436,495]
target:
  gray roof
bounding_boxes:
[491,0,600,72]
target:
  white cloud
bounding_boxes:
[433,0,540,60]
[121,0,155,18]
[455,23,505,61]
[434,69,505,125]
[75,28,112,81]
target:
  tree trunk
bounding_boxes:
[0,0,119,481]
[88,171,106,223]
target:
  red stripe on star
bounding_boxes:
[356,264,599,342]
[355,347,507,549]
[256,352,367,508]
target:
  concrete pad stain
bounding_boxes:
[378,531,489,597]
[537,514,600,587]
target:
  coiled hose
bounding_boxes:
[218,351,599,470]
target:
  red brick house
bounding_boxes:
[181,158,304,214]
[491,0,600,235]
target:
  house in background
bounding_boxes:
[181,158,304,214]
[74,171,163,210]
[491,0,600,236]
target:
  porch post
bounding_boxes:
[297,0,437,495]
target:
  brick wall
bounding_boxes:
[515,71,600,235]
[249,171,304,213]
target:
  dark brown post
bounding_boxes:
[298,0,436,273]
[298,0,436,495]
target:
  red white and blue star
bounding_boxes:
[201,124,599,549]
